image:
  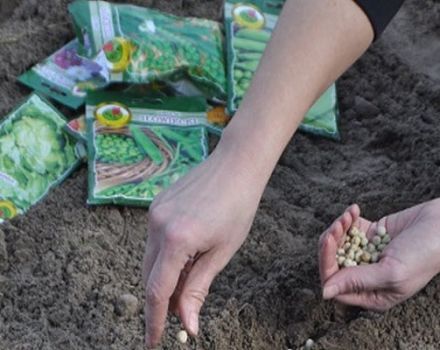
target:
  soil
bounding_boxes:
[0,0,439,349]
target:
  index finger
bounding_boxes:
[144,247,187,348]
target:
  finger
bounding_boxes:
[334,292,391,312]
[144,247,187,348]
[319,205,360,284]
[169,258,195,316]
[142,238,159,290]
[322,263,389,300]
[177,250,226,336]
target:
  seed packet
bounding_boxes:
[18,39,108,109]
[69,0,227,101]
[66,115,87,142]
[0,94,83,223]
[86,91,208,206]
[225,0,340,139]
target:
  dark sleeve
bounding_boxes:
[354,0,405,40]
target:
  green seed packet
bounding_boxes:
[86,91,209,207]
[18,39,108,110]
[69,0,227,102]
[225,0,340,140]
[0,94,83,223]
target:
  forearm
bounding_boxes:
[217,0,374,188]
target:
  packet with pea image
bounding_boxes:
[86,91,209,206]
[225,0,340,140]
[0,94,83,223]
[68,0,227,102]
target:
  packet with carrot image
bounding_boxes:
[86,91,209,206]
[69,0,227,102]
[225,0,340,139]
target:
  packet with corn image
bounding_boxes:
[68,0,227,102]
[86,91,209,206]
[225,0,340,139]
[0,94,83,223]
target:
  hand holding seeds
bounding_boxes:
[319,201,440,311]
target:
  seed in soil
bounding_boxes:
[176,330,188,344]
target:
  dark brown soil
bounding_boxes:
[1,1,439,349]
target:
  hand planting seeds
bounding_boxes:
[86,91,209,206]
[336,225,392,267]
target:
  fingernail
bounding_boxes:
[188,311,199,335]
[323,285,339,299]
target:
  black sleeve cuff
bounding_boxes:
[354,0,405,40]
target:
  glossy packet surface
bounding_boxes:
[69,0,227,101]
[225,0,340,139]
[18,40,108,109]
[0,94,82,222]
[86,91,208,206]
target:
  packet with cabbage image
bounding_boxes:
[18,40,108,109]
[0,94,83,223]
[86,91,209,206]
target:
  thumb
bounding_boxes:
[177,252,224,336]
[323,263,389,299]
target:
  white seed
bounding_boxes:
[359,230,367,239]
[351,236,361,247]
[343,259,354,267]
[367,243,376,253]
[337,256,346,266]
[347,250,355,260]
[382,234,391,244]
[371,252,379,263]
[343,242,351,251]
[360,237,368,247]
[305,338,315,349]
[344,235,351,242]
[372,236,381,246]
[377,243,386,252]
[337,248,345,256]
[354,250,363,263]
[176,330,188,344]
[361,251,371,263]
[349,227,360,237]
[377,225,387,237]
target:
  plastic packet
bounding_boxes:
[18,40,108,109]
[69,0,227,101]
[225,0,340,139]
[0,94,83,222]
[86,91,209,206]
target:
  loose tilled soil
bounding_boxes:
[0,0,439,349]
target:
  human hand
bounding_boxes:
[142,143,266,348]
[319,200,440,311]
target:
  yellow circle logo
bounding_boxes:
[95,103,132,128]
[103,37,132,73]
[232,4,265,29]
[0,200,17,220]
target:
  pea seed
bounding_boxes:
[349,227,360,237]
[360,237,368,247]
[372,236,381,246]
[343,242,351,251]
[354,250,363,263]
[351,236,361,247]
[371,252,379,263]
[367,243,376,253]
[337,256,346,266]
[382,234,391,244]
[343,259,355,267]
[361,251,371,263]
[176,330,188,344]
[377,243,387,251]
[347,250,355,261]
[377,225,387,237]
[337,248,345,256]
